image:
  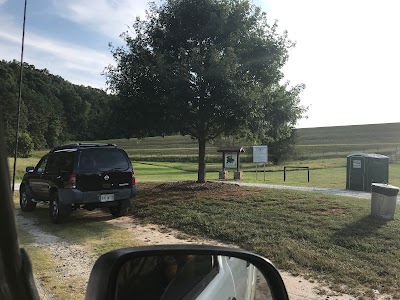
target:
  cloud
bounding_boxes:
[0,13,109,88]
[51,0,152,39]
[0,0,7,5]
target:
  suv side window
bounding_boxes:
[58,152,75,173]
[35,156,48,175]
[45,152,75,174]
[45,154,57,174]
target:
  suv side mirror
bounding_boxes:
[85,245,289,300]
[26,166,34,173]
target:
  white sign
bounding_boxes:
[353,160,362,169]
[253,146,268,163]
[225,152,238,169]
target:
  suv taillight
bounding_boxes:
[67,173,77,189]
[132,170,136,186]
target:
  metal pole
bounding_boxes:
[255,164,258,180]
[284,167,286,182]
[264,162,266,181]
[12,0,28,194]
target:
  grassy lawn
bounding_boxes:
[134,182,400,298]
[135,161,400,189]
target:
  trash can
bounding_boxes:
[371,183,399,220]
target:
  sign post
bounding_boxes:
[253,146,268,181]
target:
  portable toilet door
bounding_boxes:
[347,154,366,191]
[365,154,389,191]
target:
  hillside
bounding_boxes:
[90,122,400,163]
[297,122,400,145]
[295,123,400,161]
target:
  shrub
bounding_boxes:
[6,132,34,158]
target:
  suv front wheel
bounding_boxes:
[49,192,71,223]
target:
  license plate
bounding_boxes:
[100,194,114,202]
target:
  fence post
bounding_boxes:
[284,167,286,182]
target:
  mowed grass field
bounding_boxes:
[297,123,400,161]
[135,181,400,298]
[10,122,400,188]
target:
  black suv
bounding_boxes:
[19,143,137,223]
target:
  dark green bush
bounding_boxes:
[6,132,33,158]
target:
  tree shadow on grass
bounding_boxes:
[331,214,390,246]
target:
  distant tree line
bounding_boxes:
[0,60,117,156]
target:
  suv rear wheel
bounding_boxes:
[20,186,36,212]
[109,200,130,217]
[49,192,71,223]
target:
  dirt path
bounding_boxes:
[19,209,392,299]
[16,212,96,299]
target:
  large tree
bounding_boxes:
[247,83,307,164]
[106,0,305,182]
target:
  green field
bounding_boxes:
[135,182,400,298]
[296,123,400,161]
[8,122,400,187]
[297,122,400,145]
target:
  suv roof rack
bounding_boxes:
[50,143,117,153]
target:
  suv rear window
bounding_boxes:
[78,149,130,171]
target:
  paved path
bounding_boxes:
[220,181,400,203]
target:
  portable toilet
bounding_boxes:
[346,153,389,191]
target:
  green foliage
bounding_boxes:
[106,0,305,182]
[17,132,33,158]
[244,82,307,164]
[0,60,117,153]
[5,132,33,158]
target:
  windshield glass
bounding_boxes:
[2,0,400,300]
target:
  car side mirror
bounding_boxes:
[85,245,288,300]
[26,166,34,173]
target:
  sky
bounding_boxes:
[1,0,399,128]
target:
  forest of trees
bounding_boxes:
[0,60,117,156]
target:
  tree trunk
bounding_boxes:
[197,138,206,183]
